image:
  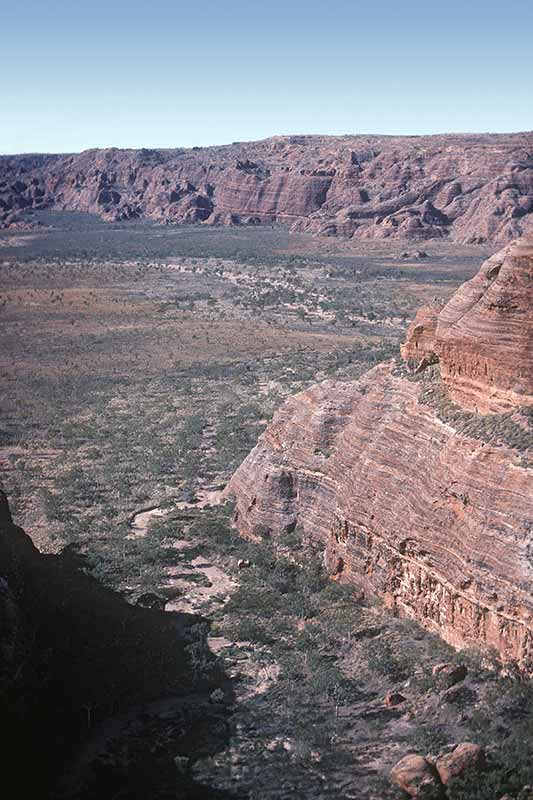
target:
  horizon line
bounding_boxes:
[2,128,533,158]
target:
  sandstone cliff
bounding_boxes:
[225,239,533,671]
[1,132,533,244]
[402,238,533,412]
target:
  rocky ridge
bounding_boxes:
[1,132,533,243]
[225,239,533,671]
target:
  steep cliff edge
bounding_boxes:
[1,131,533,244]
[225,240,533,671]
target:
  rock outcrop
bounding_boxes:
[400,303,442,367]
[390,753,442,797]
[435,743,485,786]
[390,744,485,797]
[438,239,533,412]
[402,239,533,412]
[225,240,533,671]
[1,132,533,243]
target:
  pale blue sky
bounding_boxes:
[2,0,532,153]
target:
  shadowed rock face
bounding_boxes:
[1,132,533,243]
[225,241,533,671]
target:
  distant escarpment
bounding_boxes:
[225,239,533,671]
[1,132,533,243]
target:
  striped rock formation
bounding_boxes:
[226,240,533,671]
[402,238,533,412]
[1,132,533,243]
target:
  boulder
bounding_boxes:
[135,592,166,610]
[390,754,442,797]
[432,663,467,688]
[439,684,477,706]
[384,691,407,707]
[435,742,485,785]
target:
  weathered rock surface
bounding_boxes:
[401,239,533,413]
[438,239,533,412]
[435,742,485,785]
[400,303,442,367]
[384,690,407,707]
[390,753,442,797]
[1,132,532,243]
[402,239,533,411]
[225,241,533,671]
[432,662,468,688]
[391,743,485,796]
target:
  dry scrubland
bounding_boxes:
[2,216,532,799]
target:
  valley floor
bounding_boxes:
[2,217,531,798]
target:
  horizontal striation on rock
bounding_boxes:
[1,132,532,243]
[435,239,533,411]
[402,238,533,411]
[225,241,533,670]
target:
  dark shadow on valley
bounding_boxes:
[0,492,241,799]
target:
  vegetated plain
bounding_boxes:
[2,214,531,799]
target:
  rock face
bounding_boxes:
[402,239,533,412]
[437,239,533,412]
[1,132,533,243]
[225,240,533,671]
[400,303,442,367]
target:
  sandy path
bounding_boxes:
[164,556,235,615]
[127,491,279,698]
[128,489,224,539]
[128,489,234,616]
[127,505,166,538]
[128,489,222,539]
